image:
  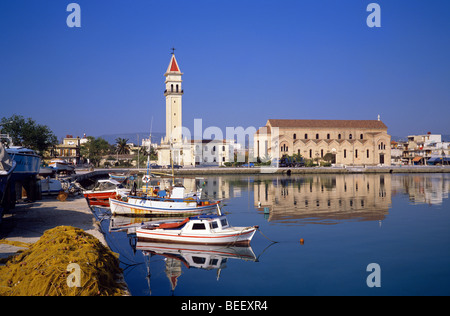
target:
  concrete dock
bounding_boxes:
[0,195,105,261]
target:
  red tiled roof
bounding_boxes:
[267,119,387,129]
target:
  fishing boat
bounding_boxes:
[135,213,258,246]
[48,158,75,175]
[1,143,17,220]
[6,146,41,181]
[38,177,62,195]
[83,179,130,207]
[109,187,219,216]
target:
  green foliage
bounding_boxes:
[115,137,130,155]
[80,136,110,167]
[1,114,58,155]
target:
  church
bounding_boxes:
[254,118,391,166]
[157,53,235,167]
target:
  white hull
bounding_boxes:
[135,214,257,246]
[109,196,219,216]
[136,226,257,245]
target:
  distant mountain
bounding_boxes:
[97,132,165,145]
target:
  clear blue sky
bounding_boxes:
[1,0,449,140]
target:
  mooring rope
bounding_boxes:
[256,227,278,243]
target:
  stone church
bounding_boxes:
[254,118,391,166]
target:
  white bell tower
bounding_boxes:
[164,52,183,144]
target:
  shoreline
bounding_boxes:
[70,165,450,179]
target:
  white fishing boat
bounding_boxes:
[135,213,258,246]
[109,194,219,216]
[38,177,62,195]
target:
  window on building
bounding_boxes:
[222,146,225,151]
[321,149,324,157]
[176,84,179,92]
[305,134,308,139]
[355,149,358,158]
[344,149,347,158]
[298,149,300,155]
[338,134,341,140]
[171,84,173,92]
[360,134,363,139]
[316,134,319,139]
[349,134,353,140]
[212,146,216,152]
[327,133,330,140]
[367,149,370,158]
[293,133,297,140]
[309,149,312,158]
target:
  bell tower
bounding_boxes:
[164,52,183,144]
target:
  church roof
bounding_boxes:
[166,54,181,74]
[267,119,387,130]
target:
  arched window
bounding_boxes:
[293,133,296,140]
[171,84,174,92]
[316,133,319,139]
[305,134,308,139]
[327,133,330,140]
[349,134,353,140]
[338,134,341,140]
[360,134,363,139]
[176,84,179,92]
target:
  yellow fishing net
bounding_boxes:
[0,226,128,296]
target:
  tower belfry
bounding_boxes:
[164,53,183,144]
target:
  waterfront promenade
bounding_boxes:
[72,165,450,178]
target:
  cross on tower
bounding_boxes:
[171,47,176,55]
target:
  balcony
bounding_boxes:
[164,89,184,96]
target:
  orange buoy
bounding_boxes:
[299,238,304,245]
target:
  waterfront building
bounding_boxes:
[53,134,89,165]
[402,133,450,165]
[254,118,391,166]
[157,54,235,167]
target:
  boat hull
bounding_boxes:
[136,226,257,246]
[8,152,41,181]
[109,196,219,216]
[84,190,120,206]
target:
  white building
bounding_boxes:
[157,54,236,166]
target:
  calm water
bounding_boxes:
[93,173,450,296]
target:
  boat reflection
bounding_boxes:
[136,241,257,294]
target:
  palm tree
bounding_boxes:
[115,138,130,155]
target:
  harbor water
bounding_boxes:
[93,173,450,296]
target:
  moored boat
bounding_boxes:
[109,194,220,216]
[6,146,41,181]
[135,214,258,246]
[1,144,17,220]
[83,179,130,206]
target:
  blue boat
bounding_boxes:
[1,144,17,222]
[5,146,41,203]
[6,146,41,180]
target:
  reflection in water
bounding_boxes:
[392,174,450,205]
[136,241,257,294]
[253,174,392,224]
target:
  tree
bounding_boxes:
[115,138,130,155]
[80,136,110,167]
[0,114,58,155]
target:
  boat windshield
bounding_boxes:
[220,218,228,227]
[210,221,218,229]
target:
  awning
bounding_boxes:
[412,156,423,162]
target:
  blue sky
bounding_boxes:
[1,0,449,140]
